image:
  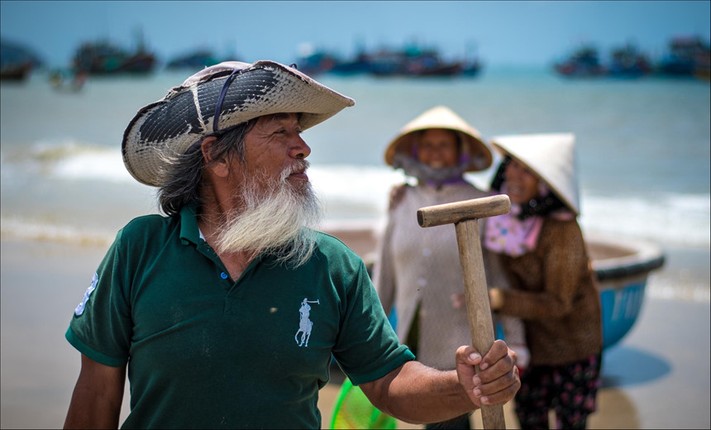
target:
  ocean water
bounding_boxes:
[1,67,709,296]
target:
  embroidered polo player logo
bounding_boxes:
[74,272,98,316]
[295,298,320,347]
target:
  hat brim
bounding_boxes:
[122,60,355,187]
[491,133,579,215]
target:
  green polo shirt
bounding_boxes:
[66,205,414,429]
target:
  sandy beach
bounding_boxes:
[0,235,708,429]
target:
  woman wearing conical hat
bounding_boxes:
[372,106,526,429]
[484,133,603,429]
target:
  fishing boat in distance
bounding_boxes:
[322,222,665,350]
[293,42,482,78]
[1,39,42,81]
[554,45,606,77]
[607,43,653,78]
[553,36,710,80]
[0,61,33,81]
[656,35,711,78]
[166,49,221,71]
[367,44,467,78]
[72,31,156,75]
[293,44,340,76]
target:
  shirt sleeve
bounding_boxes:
[65,229,133,367]
[332,257,415,385]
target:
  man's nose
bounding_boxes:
[290,135,311,159]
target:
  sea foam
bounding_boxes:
[4,143,709,248]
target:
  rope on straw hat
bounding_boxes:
[213,67,248,134]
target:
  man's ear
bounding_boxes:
[201,136,230,178]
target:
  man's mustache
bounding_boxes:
[281,160,310,181]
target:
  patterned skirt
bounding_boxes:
[514,353,602,429]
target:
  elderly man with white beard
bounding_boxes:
[63,61,520,429]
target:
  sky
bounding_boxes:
[1,1,709,68]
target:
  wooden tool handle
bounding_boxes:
[418,195,510,428]
[417,194,510,227]
[455,220,506,429]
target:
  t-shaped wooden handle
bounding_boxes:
[417,194,511,227]
[417,194,511,430]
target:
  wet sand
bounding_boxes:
[1,237,709,429]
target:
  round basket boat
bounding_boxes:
[323,222,666,350]
[586,233,665,349]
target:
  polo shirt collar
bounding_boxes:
[179,204,201,246]
[177,204,273,268]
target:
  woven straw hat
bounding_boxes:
[122,60,355,187]
[490,133,580,215]
[384,105,492,172]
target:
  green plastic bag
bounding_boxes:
[330,378,397,429]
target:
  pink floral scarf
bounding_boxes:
[484,205,544,257]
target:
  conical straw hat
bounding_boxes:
[490,133,580,215]
[384,106,492,172]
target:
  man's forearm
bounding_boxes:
[361,342,519,425]
[64,382,123,429]
[361,361,476,424]
[64,355,125,429]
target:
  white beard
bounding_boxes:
[214,161,322,268]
